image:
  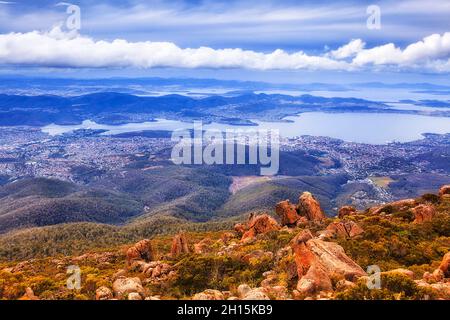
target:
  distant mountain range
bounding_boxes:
[0,91,397,126]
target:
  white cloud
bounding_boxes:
[329,39,365,60]
[0,27,450,73]
[0,27,350,71]
[352,32,450,69]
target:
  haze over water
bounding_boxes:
[42,111,450,145]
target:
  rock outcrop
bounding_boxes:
[371,199,416,215]
[439,252,450,278]
[412,204,435,223]
[323,220,364,239]
[291,229,366,296]
[439,185,450,198]
[126,239,154,266]
[297,192,325,222]
[194,238,213,254]
[133,261,176,283]
[170,232,190,256]
[241,214,280,241]
[192,289,224,300]
[112,277,145,298]
[275,200,300,226]
[19,287,39,300]
[338,206,357,219]
[96,286,113,300]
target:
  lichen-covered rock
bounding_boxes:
[128,292,143,300]
[96,286,113,300]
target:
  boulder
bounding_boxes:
[296,263,332,295]
[371,199,416,215]
[338,206,357,219]
[291,231,365,295]
[383,268,415,279]
[126,239,154,266]
[19,287,39,300]
[192,289,224,300]
[275,200,300,226]
[112,277,145,298]
[262,286,289,300]
[241,214,280,241]
[170,232,190,256]
[237,284,252,298]
[95,286,113,300]
[306,239,366,281]
[194,238,213,254]
[234,223,248,236]
[325,220,364,239]
[112,269,127,281]
[412,204,436,223]
[220,232,235,244]
[439,252,450,278]
[439,185,450,198]
[242,288,270,300]
[297,192,325,222]
[128,292,143,300]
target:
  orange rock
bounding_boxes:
[291,230,365,295]
[241,214,280,241]
[275,200,300,226]
[170,232,190,257]
[439,185,450,198]
[234,223,248,236]
[291,230,315,277]
[296,263,333,295]
[412,204,436,223]
[338,206,357,219]
[439,252,450,278]
[19,287,39,300]
[194,238,213,254]
[372,199,416,215]
[325,220,364,238]
[297,192,325,222]
[220,232,235,244]
[126,239,154,266]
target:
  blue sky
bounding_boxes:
[1,0,450,83]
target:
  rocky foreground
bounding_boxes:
[1,186,449,300]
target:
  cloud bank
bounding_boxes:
[0,27,450,72]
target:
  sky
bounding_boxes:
[0,0,450,83]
